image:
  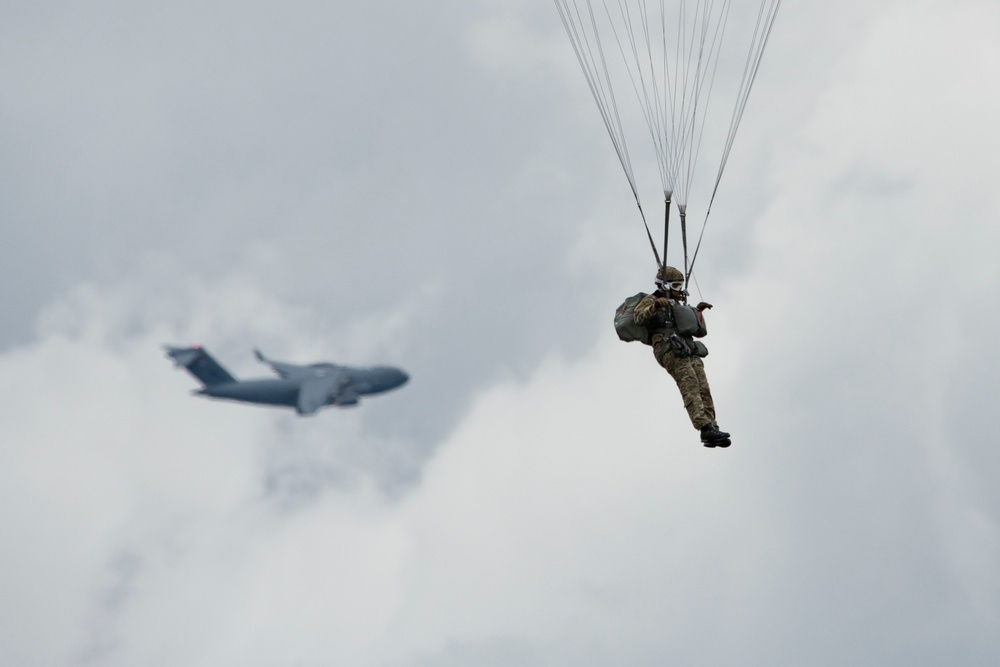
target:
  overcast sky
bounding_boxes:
[2,0,999,665]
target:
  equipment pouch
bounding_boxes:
[669,333,693,357]
[691,340,709,358]
[614,293,651,345]
[671,304,707,337]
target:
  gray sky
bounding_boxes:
[2,0,999,665]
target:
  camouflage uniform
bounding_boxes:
[633,291,716,430]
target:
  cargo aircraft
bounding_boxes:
[165,345,408,415]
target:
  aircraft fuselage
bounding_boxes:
[165,345,408,414]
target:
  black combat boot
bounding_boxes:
[700,424,731,448]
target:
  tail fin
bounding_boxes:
[164,345,236,387]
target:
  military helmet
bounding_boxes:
[656,265,684,282]
[655,265,686,295]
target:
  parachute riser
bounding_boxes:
[659,196,688,304]
[661,193,672,278]
[679,204,690,292]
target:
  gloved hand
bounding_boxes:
[695,302,713,311]
[655,297,671,309]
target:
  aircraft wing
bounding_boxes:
[254,348,309,379]
[296,374,343,415]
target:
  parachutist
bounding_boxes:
[556,0,779,450]
[629,266,731,448]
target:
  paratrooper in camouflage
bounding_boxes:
[633,266,731,447]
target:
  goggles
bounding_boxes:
[656,279,685,292]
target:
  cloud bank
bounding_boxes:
[1,0,999,665]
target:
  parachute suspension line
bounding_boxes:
[711,0,781,202]
[663,0,688,197]
[639,0,671,196]
[673,0,704,201]
[690,271,704,303]
[687,0,781,282]
[554,0,662,266]
[679,0,732,208]
[602,0,670,194]
[554,0,639,203]
[673,0,731,208]
[673,0,695,199]
[653,0,729,278]
[664,0,684,193]
[660,4,672,194]
[640,0,671,196]
[555,0,782,282]
[640,200,663,268]
[598,0,725,205]
[657,0,683,198]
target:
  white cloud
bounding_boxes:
[381,341,769,666]
[2,1,1000,666]
[0,270,405,665]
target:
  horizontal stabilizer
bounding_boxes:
[164,345,236,387]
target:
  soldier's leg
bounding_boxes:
[690,357,716,425]
[656,347,711,429]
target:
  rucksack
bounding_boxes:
[614,293,651,345]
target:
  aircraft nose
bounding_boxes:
[396,370,410,386]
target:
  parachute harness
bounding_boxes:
[554,0,782,289]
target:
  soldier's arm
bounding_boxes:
[633,295,657,326]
